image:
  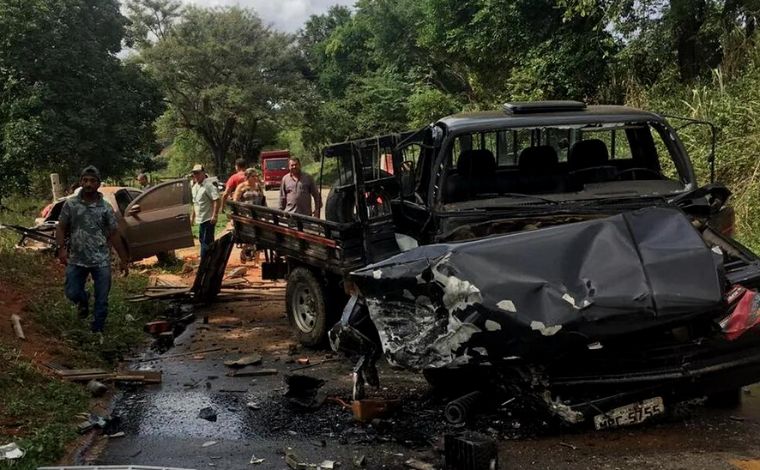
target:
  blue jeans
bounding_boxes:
[199,221,216,260]
[64,264,112,332]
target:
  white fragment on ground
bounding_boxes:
[712,245,723,255]
[497,299,517,313]
[0,442,24,460]
[485,320,502,331]
[587,341,603,350]
[246,402,261,410]
[372,269,383,279]
[226,266,248,278]
[250,454,265,465]
[202,441,218,448]
[530,321,563,336]
[318,460,337,469]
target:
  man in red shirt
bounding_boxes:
[221,158,247,208]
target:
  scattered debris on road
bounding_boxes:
[224,353,262,367]
[86,379,108,397]
[351,398,400,423]
[284,373,326,410]
[405,458,435,470]
[198,407,217,422]
[444,391,483,425]
[444,433,498,470]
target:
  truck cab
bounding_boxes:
[260,150,291,190]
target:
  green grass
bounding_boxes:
[0,195,163,466]
[0,345,89,470]
[303,157,339,186]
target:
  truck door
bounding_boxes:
[123,179,194,261]
[392,127,434,242]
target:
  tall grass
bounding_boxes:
[627,49,760,252]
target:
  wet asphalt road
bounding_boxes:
[94,299,434,469]
[91,290,760,469]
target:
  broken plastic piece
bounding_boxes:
[0,442,24,460]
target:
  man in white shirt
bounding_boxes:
[190,164,221,260]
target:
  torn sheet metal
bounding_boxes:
[351,207,725,370]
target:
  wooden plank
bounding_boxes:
[230,214,339,248]
[60,373,114,382]
[111,370,162,383]
[55,368,109,377]
[144,289,192,299]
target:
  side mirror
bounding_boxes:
[128,204,141,216]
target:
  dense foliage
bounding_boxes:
[294,0,760,249]
[0,0,164,198]
[1,0,758,248]
[127,0,305,175]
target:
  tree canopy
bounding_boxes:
[129,3,306,175]
[0,0,164,196]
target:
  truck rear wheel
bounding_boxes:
[286,267,328,347]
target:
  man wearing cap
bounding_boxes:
[55,165,129,333]
[190,164,221,260]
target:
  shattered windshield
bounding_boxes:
[442,121,689,206]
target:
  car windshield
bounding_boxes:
[442,121,689,206]
[265,158,288,170]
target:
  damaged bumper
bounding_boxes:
[331,207,760,423]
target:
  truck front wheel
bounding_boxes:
[286,267,328,347]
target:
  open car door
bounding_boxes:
[123,179,193,261]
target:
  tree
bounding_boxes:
[0,0,165,198]
[134,6,305,175]
[125,0,184,49]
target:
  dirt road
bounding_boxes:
[89,252,760,470]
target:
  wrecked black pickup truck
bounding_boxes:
[230,101,760,428]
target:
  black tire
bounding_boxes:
[286,267,328,347]
[706,388,742,408]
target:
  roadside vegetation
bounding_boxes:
[0,197,162,468]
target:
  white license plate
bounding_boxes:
[593,397,665,430]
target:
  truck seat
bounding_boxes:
[517,146,565,194]
[567,138,616,185]
[445,149,498,202]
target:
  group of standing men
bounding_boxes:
[189,156,322,260]
[57,155,321,335]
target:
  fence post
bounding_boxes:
[50,173,64,200]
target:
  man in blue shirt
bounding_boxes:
[55,166,129,333]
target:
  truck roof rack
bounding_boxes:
[503,101,587,114]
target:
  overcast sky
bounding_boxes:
[180,0,356,33]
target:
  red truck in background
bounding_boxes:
[260,150,290,190]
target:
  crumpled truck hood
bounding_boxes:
[350,207,725,370]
